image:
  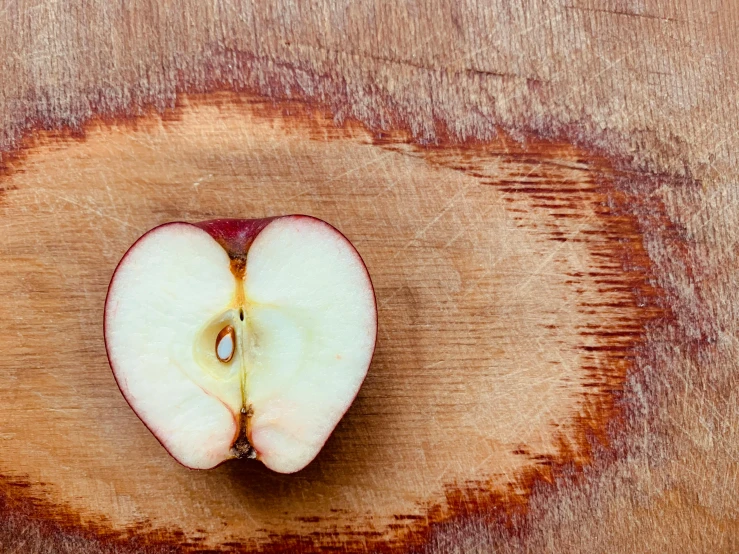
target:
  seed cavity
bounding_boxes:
[216,325,235,363]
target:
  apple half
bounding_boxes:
[104,216,377,473]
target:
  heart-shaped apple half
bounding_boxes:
[104,216,377,473]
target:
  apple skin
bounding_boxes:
[104,215,378,471]
[194,217,276,258]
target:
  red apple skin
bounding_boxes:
[104,215,378,471]
[194,217,276,258]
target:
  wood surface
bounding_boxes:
[0,1,736,553]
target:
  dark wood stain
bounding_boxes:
[0,91,690,553]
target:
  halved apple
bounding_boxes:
[104,216,377,473]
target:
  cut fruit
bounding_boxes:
[104,216,377,472]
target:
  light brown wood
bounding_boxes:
[0,1,737,552]
[0,95,656,549]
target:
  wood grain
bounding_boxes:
[0,95,661,550]
[0,1,736,553]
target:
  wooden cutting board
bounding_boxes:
[1,1,737,553]
[0,94,662,551]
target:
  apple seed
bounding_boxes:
[216,325,235,363]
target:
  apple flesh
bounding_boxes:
[104,215,377,473]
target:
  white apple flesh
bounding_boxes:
[104,216,377,473]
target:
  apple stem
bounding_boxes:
[231,407,256,460]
